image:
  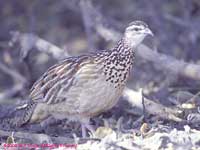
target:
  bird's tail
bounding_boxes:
[1,101,37,128]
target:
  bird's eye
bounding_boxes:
[134,27,140,31]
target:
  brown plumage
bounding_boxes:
[8,21,153,135]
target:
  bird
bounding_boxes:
[5,20,153,137]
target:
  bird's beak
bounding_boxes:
[145,28,154,36]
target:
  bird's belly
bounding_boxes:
[49,75,123,119]
[77,77,124,116]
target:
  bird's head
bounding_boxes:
[124,20,153,48]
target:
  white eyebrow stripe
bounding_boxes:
[127,25,143,30]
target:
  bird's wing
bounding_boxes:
[29,54,99,104]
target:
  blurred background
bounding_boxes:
[0,0,200,105]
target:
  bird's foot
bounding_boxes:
[81,123,95,138]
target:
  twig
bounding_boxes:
[0,84,23,104]
[79,0,96,51]
[9,31,69,60]
[164,14,189,27]
[0,62,26,84]
[123,88,183,122]
[137,44,200,81]
[0,62,27,103]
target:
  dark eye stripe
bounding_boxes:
[134,27,140,31]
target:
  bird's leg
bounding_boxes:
[81,123,95,137]
[85,123,95,135]
[80,118,95,137]
[81,124,87,138]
